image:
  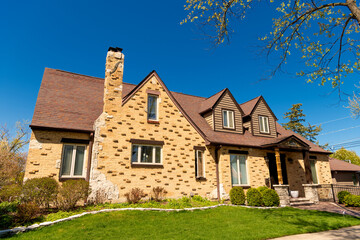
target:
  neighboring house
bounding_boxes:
[25,47,332,202]
[330,157,360,186]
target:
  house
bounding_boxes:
[330,157,360,186]
[25,47,332,202]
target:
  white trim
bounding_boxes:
[230,154,248,185]
[259,116,270,134]
[131,144,163,164]
[60,144,87,178]
[195,149,206,178]
[222,110,235,129]
[147,94,159,121]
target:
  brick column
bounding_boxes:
[303,184,319,204]
[273,184,290,206]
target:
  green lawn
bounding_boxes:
[8,206,360,240]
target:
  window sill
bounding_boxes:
[196,177,207,181]
[147,120,159,124]
[131,163,164,168]
[59,176,86,182]
[232,184,251,189]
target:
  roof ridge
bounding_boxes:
[239,95,261,106]
[48,68,105,81]
[171,91,206,100]
[205,88,227,100]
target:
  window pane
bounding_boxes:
[229,111,234,128]
[131,145,138,163]
[148,95,157,120]
[259,117,264,132]
[310,160,318,184]
[264,117,269,133]
[155,147,161,163]
[61,145,73,176]
[223,111,228,127]
[197,151,204,177]
[74,146,85,176]
[230,155,239,185]
[239,156,247,184]
[140,146,153,163]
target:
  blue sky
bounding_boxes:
[1,0,359,154]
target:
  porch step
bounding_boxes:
[289,197,314,206]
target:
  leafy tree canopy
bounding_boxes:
[183,0,360,116]
[331,147,360,165]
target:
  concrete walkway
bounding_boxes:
[272,225,360,239]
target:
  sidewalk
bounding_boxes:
[272,225,360,239]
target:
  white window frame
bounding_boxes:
[147,94,159,121]
[195,149,205,178]
[259,115,270,134]
[222,110,235,129]
[230,154,249,186]
[131,144,162,165]
[60,144,87,178]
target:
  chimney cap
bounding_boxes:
[108,47,123,53]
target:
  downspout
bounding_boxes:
[215,145,221,202]
[86,132,94,182]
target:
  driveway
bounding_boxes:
[271,225,360,239]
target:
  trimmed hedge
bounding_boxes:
[246,188,263,206]
[229,187,245,205]
[262,189,280,207]
[257,186,269,195]
[338,191,350,204]
[344,194,360,207]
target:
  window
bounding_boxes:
[195,150,205,178]
[131,145,162,164]
[222,110,235,129]
[310,160,318,184]
[60,144,86,177]
[147,95,158,120]
[259,116,270,133]
[230,154,248,185]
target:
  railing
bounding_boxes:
[317,184,360,202]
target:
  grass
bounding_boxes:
[8,206,360,240]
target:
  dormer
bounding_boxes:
[240,96,277,138]
[200,89,244,134]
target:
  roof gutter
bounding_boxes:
[30,125,94,133]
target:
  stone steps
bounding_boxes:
[289,197,314,206]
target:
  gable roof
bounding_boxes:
[31,68,329,154]
[329,157,360,172]
[240,96,261,116]
[199,89,227,114]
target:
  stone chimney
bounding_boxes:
[104,47,124,115]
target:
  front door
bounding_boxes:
[267,153,288,188]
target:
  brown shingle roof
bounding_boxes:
[31,68,329,154]
[329,157,360,172]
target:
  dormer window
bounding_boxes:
[259,116,270,134]
[147,95,158,121]
[222,110,235,129]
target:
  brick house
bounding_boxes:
[25,47,332,202]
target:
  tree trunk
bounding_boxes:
[347,0,360,25]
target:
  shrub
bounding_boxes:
[88,189,108,205]
[338,191,351,204]
[344,194,360,207]
[0,184,22,202]
[15,202,40,224]
[192,195,207,202]
[257,186,269,195]
[124,188,145,204]
[152,187,166,202]
[56,180,90,210]
[229,187,245,205]
[262,189,280,207]
[246,188,263,206]
[0,201,19,229]
[22,177,59,207]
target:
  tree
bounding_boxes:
[282,103,323,144]
[182,0,360,115]
[331,147,360,165]
[0,121,29,187]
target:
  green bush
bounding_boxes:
[56,180,90,210]
[257,186,269,195]
[22,177,59,207]
[343,194,360,207]
[262,189,280,207]
[0,201,19,229]
[191,195,207,203]
[0,184,22,202]
[246,188,263,206]
[229,187,245,205]
[338,191,351,204]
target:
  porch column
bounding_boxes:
[275,148,283,185]
[303,150,313,184]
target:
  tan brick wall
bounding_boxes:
[24,130,90,181]
[93,75,218,201]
